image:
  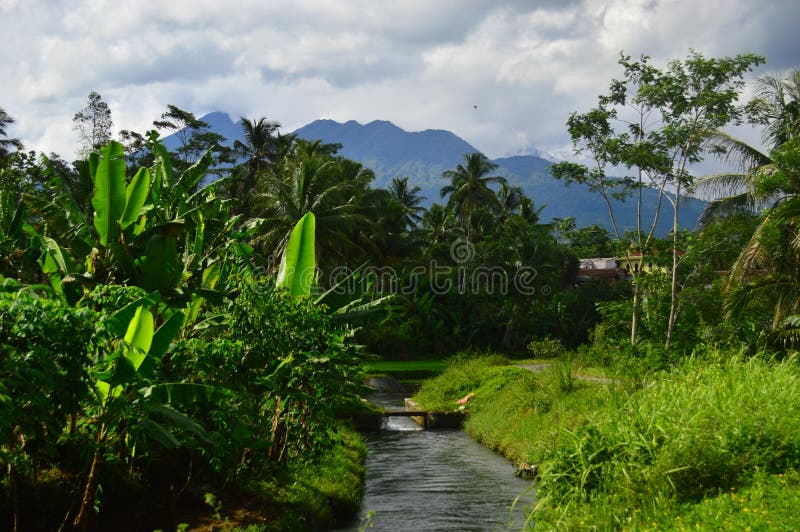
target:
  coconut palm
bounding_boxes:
[232,117,285,218]
[419,203,463,260]
[698,70,800,340]
[496,183,524,222]
[252,149,371,274]
[389,177,426,229]
[700,70,800,223]
[0,108,22,158]
[440,152,506,237]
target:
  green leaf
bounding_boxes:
[139,383,234,405]
[124,306,154,371]
[88,151,100,180]
[107,292,161,337]
[149,311,184,360]
[120,167,150,230]
[136,232,181,293]
[175,148,214,204]
[91,141,127,246]
[40,236,68,274]
[145,404,213,444]
[152,141,174,190]
[276,212,316,297]
[136,419,180,449]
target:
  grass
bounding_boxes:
[362,359,449,387]
[187,424,366,531]
[414,354,610,465]
[513,358,611,379]
[362,359,448,374]
[413,351,800,530]
[247,425,367,531]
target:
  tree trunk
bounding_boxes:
[630,281,640,344]
[73,449,100,530]
[9,463,18,532]
[665,183,681,349]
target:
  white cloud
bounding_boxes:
[1,0,797,162]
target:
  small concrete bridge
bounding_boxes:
[382,408,464,429]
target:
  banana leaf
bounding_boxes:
[276,212,316,297]
[91,142,126,246]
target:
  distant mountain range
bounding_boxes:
[171,112,706,234]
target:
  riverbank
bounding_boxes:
[185,424,367,531]
[413,352,800,529]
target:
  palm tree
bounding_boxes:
[496,183,524,222]
[232,117,287,218]
[440,152,506,237]
[699,70,800,341]
[419,203,463,258]
[699,71,800,224]
[0,108,23,158]
[389,177,426,228]
[252,149,370,274]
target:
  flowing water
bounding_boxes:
[340,394,535,531]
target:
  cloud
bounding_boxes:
[0,0,797,162]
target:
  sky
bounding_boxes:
[2,0,799,166]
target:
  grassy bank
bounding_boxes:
[240,425,367,531]
[414,352,800,529]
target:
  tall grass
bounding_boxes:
[414,354,611,465]
[534,353,800,528]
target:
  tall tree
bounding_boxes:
[496,183,524,222]
[641,52,763,348]
[440,152,506,238]
[152,104,209,169]
[700,70,800,222]
[252,147,371,274]
[552,51,763,347]
[73,91,113,157]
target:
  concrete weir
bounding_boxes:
[393,398,465,429]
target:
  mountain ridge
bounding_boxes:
[171,112,706,233]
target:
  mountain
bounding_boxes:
[294,119,478,169]
[177,112,705,233]
[292,118,706,233]
[492,155,707,234]
[161,111,244,153]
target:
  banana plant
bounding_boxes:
[29,138,236,310]
[74,293,232,529]
[275,212,394,323]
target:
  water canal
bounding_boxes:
[340,394,535,531]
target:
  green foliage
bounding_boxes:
[168,278,364,476]
[276,211,316,297]
[0,283,97,469]
[414,353,609,466]
[90,142,128,246]
[534,353,800,528]
[527,337,566,359]
[413,353,513,412]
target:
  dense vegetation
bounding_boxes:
[1,49,798,530]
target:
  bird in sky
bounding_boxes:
[473,105,478,110]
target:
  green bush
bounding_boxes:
[0,284,98,470]
[168,278,365,477]
[526,337,565,359]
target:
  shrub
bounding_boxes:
[527,337,565,359]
